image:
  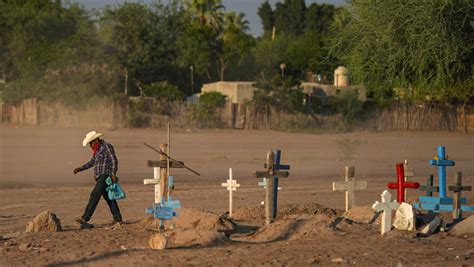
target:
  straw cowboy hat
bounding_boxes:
[82,131,103,147]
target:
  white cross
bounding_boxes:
[372,190,399,235]
[144,167,162,204]
[221,168,240,218]
[332,166,368,211]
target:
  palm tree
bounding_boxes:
[223,12,250,32]
[184,0,225,32]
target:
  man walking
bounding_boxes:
[73,131,123,228]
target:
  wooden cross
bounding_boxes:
[448,172,472,221]
[387,163,420,203]
[403,159,414,200]
[221,168,240,218]
[144,166,162,204]
[372,190,400,235]
[254,150,290,225]
[419,175,439,197]
[332,166,368,211]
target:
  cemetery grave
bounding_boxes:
[1,128,473,266]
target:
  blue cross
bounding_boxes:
[429,146,454,198]
[146,175,181,220]
[265,150,290,171]
[266,150,290,219]
[414,146,474,212]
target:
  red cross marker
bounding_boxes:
[387,163,420,203]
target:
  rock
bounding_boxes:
[449,216,474,236]
[331,258,345,263]
[393,203,415,231]
[343,206,380,224]
[18,243,31,252]
[25,211,62,233]
[418,217,441,237]
[149,234,167,250]
[465,250,474,260]
[167,229,225,248]
[38,247,49,253]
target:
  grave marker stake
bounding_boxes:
[254,150,290,225]
[419,175,438,197]
[448,172,472,221]
[372,190,400,235]
[414,146,474,212]
[387,163,420,203]
[221,168,240,218]
[332,166,368,211]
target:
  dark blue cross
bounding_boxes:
[267,150,290,219]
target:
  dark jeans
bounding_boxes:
[82,174,122,222]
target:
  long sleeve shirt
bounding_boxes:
[79,141,118,179]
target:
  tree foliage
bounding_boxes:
[331,0,473,105]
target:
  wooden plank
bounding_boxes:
[159,144,168,205]
[147,160,184,168]
[254,171,289,178]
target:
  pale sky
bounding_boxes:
[76,0,345,36]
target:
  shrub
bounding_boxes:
[199,92,227,108]
[143,82,184,101]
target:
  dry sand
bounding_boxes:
[0,125,473,265]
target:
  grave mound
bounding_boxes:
[233,202,342,223]
[149,229,226,249]
[449,215,474,236]
[234,213,337,243]
[140,208,235,232]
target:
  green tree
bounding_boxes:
[217,12,254,81]
[100,3,159,86]
[183,0,225,31]
[257,1,274,36]
[0,1,95,80]
[305,3,337,34]
[274,0,306,36]
[252,36,290,80]
[331,0,473,105]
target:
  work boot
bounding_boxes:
[75,218,94,229]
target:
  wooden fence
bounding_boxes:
[1,98,472,133]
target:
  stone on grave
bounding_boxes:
[149,233,167,250]
[25,211,61,233]
[418,217,441,237]
[393,203,416,231]
[343,206,380,224]
[449,216,474,236]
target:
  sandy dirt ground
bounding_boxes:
[0,125,473,266]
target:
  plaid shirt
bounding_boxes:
[79,141,118,179]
